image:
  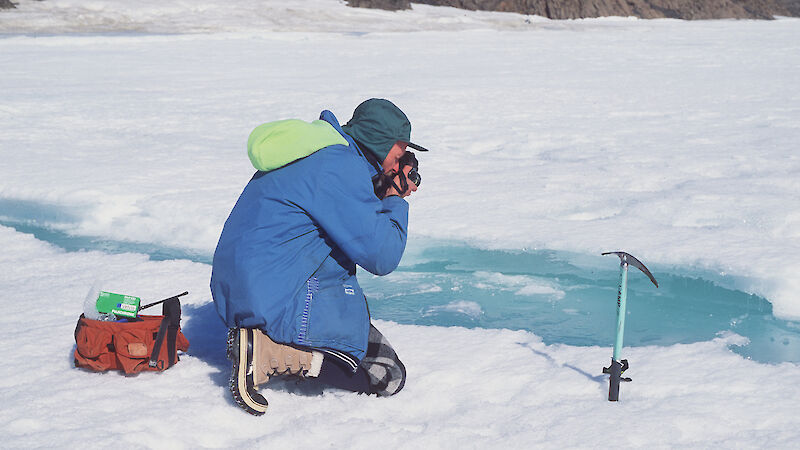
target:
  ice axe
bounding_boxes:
[601,252,658,402]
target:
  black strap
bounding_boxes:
[361,143,410,198]
[149,296,182,369]
[165,297,181,366]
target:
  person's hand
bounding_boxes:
[383,165,418,199]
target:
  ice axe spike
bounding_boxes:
[601,251,658,402]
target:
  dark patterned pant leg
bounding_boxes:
[361,324,406,396]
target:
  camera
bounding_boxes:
[372,151,421,198]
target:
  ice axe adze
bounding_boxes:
[600,251,658,402]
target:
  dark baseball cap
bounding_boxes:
[341,98,429,162]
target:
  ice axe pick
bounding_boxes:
[601,251,658,402]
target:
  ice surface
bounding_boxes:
[2,0,548,34]
[2,17,799,320]
[2,225,800,447]
[1,1,800,445]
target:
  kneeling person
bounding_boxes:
[211,99,427,415]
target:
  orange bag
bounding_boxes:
[74,296,189,374]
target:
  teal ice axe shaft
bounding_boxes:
[601,252,658,402]
[613,264,629,362]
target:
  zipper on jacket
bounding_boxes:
[297,277,318,345]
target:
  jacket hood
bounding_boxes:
[247,118,348,172]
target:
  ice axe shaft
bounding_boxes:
[601,251,658,402]
[612,261,629,361]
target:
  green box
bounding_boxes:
[96,291,141,319]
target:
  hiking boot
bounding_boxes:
[227,328,322,416]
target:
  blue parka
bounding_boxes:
[210,110,408,364]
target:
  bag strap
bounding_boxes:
[165,296,181,366]
[149,296,182,369]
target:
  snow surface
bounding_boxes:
[1,14,799,318]
[1,0,553,34]
[2,226,800,447]
[2,0,800,446]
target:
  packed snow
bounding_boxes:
[2,0,553,34]
[1,0,800,447]
[2,227,800,447]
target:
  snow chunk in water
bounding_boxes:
[473,271,566,299]
[422,300,484,319]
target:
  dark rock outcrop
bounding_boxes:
[348,0,411,10]
[1,0,16,10]
[775,0,800,14]
[348,0,800,19]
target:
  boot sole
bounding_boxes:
[227,328,268,416]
